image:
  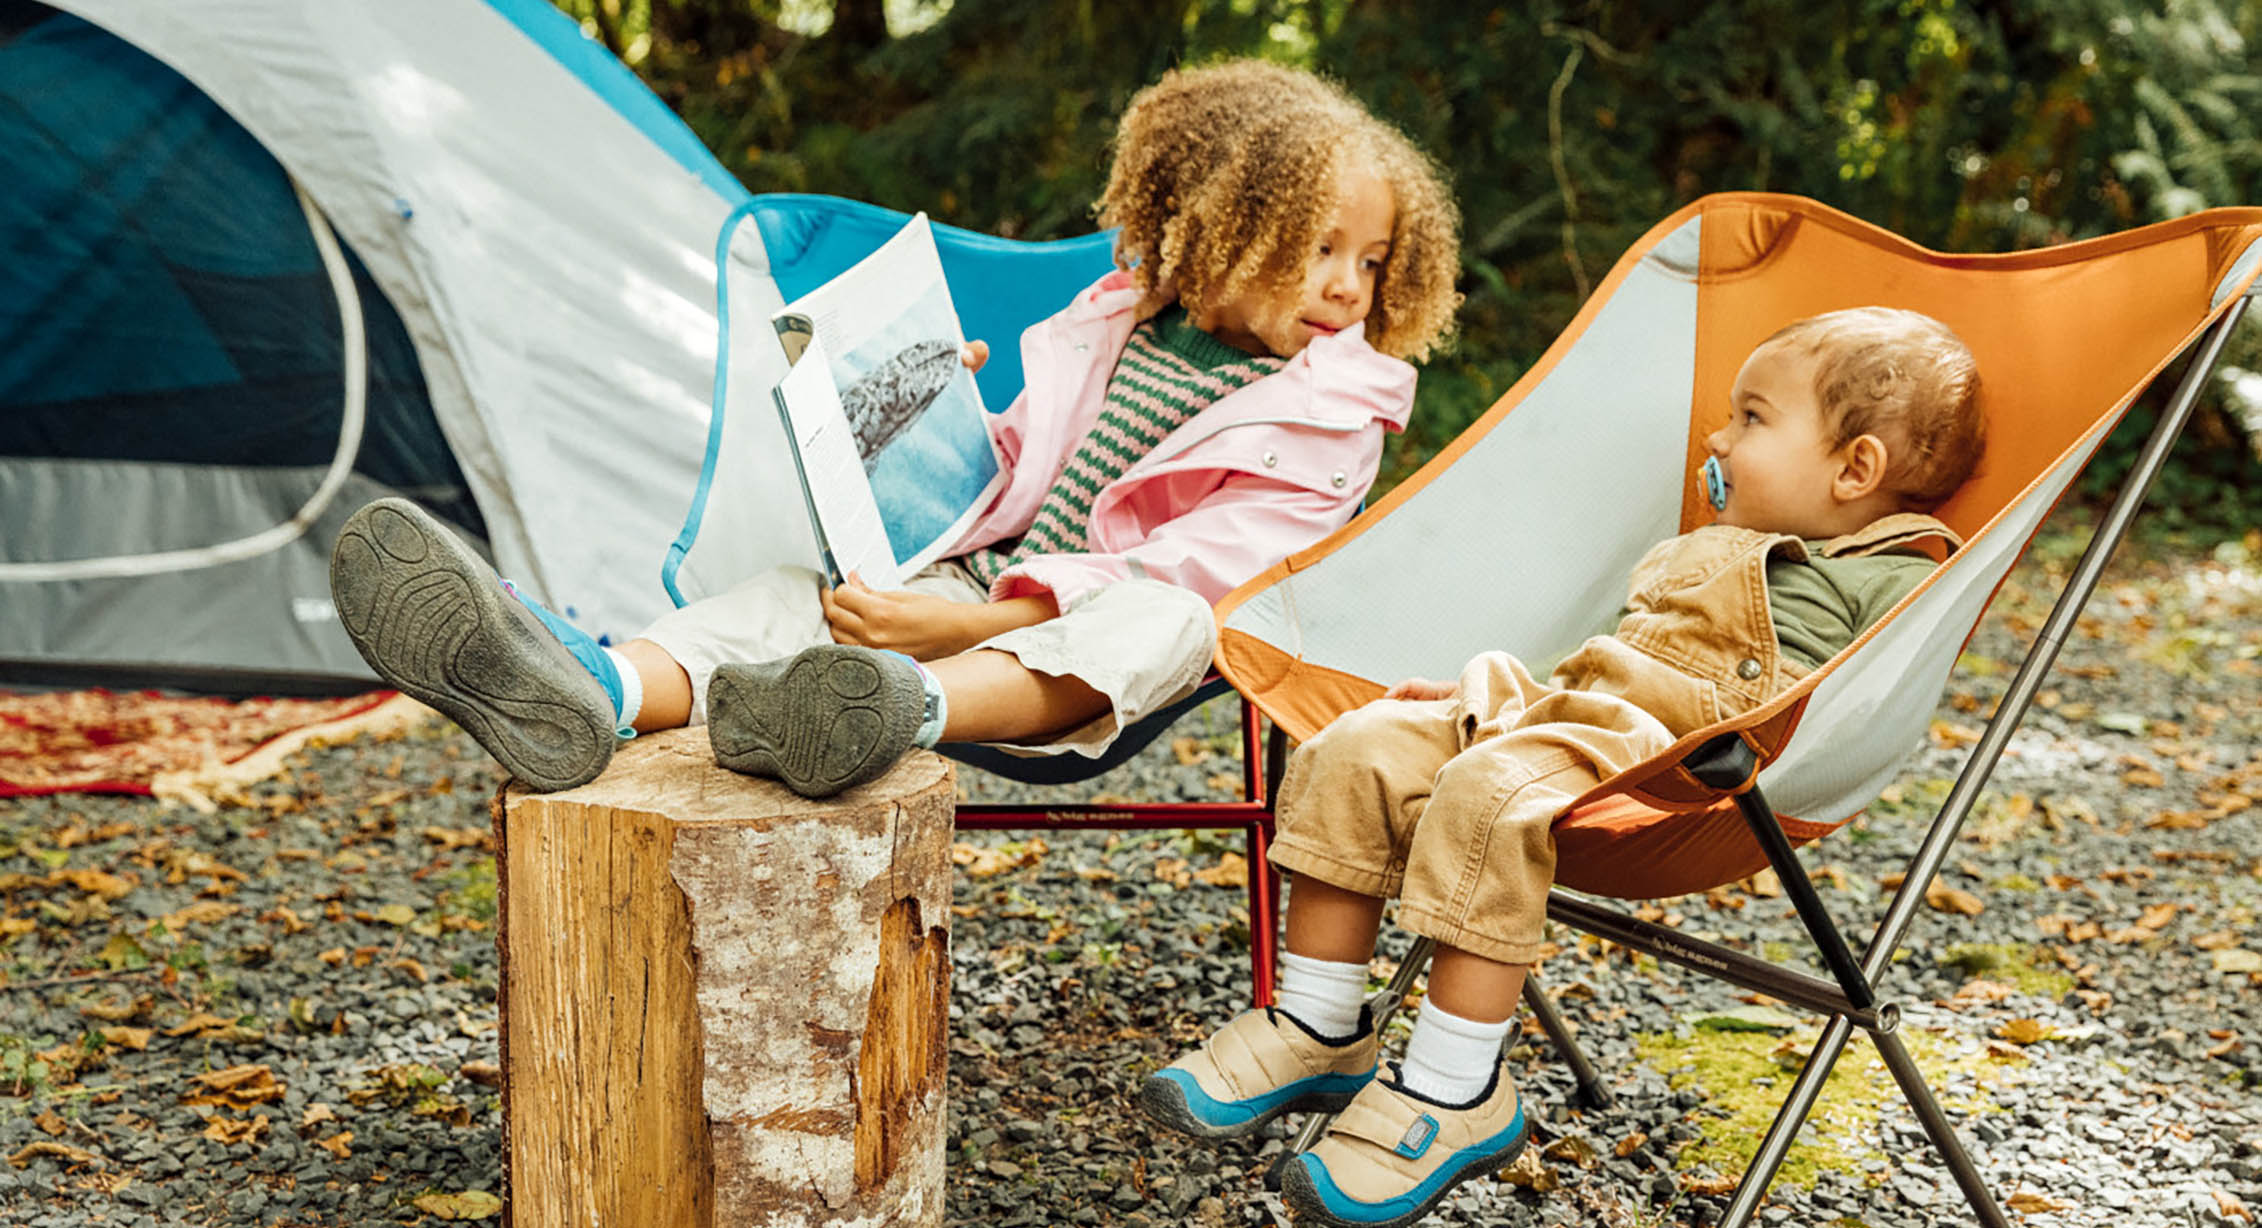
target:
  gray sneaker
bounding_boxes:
[329,498,617,793]
[707,645,926,799]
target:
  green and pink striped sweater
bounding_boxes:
[962,306,1283,590]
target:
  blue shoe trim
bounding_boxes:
[1294,1101,1526,1223]
[500,579,626,721]
[1152,1066,1375,1129]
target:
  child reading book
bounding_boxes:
[1141,306,1986,1228]
[326,58,1464,798]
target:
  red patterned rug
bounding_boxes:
[0,688,402,797]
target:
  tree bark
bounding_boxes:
[495,729,955,1228]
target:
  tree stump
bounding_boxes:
[493,728,955,1228]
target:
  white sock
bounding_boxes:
[1397,999,1510,1106]
[910,662,947,748]
[1275,951,1368,1040]
[602,648,641,735]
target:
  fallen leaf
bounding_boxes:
[202,1113,269,1146]
[78,994,152,1023]
[457,1061,502,1088]
[2212,949,2262,974]
[420,826,492,852]
[7,1141,99,1168]
[1994,1018,2051,1045]
[1193,853,1248,889]
[301,1102,336,1129]
[2195,930,2239,950]
[2006,1191,2069,1213]
[1495,1149,1557,1191]
[2135,902,2178,930]
[318,947,346,966]
[1170,736,1210,766]
[182,1064,285,1109]
[32,1111,63,1137]
[163,1012,235,1038]
[1614,1131,1648,1158]
[314,1131,353,1159]
[1924,881,1985,916]
[97,1026,153,1051]
[950,839,1047,879]
[412,1190,503,1220]
[161,900,240,930]
[370,904,417,927]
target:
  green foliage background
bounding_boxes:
[559,0,2262,523]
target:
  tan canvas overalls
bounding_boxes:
[1267,514,1957,964]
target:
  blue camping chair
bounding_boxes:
[746,195,1286,1003]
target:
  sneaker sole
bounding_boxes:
[707,647,922,799]
[1137,1071,1364,1141]
[329,498,614,794]
[1277,1121,1529,1228]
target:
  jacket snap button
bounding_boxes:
[1331,470,1347,487]
[1262,451,1279,468]
[1736,658,1763,680]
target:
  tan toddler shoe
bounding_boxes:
[1278,1058,1529,1228]
[1138,1007,1378,1140]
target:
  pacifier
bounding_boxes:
[1701,455,1728,512]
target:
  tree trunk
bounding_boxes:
[494,729,956,1228]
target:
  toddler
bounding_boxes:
[1143,307,1986,1228]
[327,59,1461,798]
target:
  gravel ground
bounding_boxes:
[3,526,2260,1227]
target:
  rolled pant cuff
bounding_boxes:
[1394,904,1549,967]
[1267,836,1403,900]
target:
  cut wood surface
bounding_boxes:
[495,728,955,1228]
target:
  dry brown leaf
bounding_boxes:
[950,839,1047,879]
[2122,766,2166,788]
[160,900,239,930]
[2135,902,2178,930]
[98,1026,153,1051]
[7,1140,99,1169]
[32,1111,64,1137]
[1924,881,1984,916]
[412,1190,503,1221]
[420,826,492,852]
[1680,1172,1740,1196]
[457,1061,502,1088]
[162,1012,234,1038]
[260,905,309,934]
[1494,1150,1557,1191]
[1994,1018,2051,1045]
[314,1131,353,1159]
[1614,1131,1648,1158]
[1170,736,1211,766]
[2215,1188,2252,1221]
[2006,1191,2069,1213]
[78,994,152,1024]
[182,1064,285,1110]
[301,1102,336,1129]
[1073,865,1117,883]
[201,1113,269,1146]
[1193,853,1248,889]
[317,947,346,966]
[2196,930,2240,950]
[57,869,137,900]
[390,957,430,984]
[1152,858,1192,889]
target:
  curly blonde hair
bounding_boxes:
[1765,307,1986,510]
[1095,59,1462,362]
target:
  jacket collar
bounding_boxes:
[1058,271,1417,436]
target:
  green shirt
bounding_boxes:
[1765,548,1937,671]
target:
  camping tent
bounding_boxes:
[1,0,794,692]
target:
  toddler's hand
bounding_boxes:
[960,340,989,374]
[1382,676,1457,702]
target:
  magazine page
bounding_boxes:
[773,213,1005,579]
[771,332,903,590]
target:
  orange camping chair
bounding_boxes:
[1211,193,2262,1226]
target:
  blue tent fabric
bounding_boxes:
[0,2,478,532]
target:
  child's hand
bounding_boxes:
[1382,676,1457,702]
[822,573,974,660]
[960,340,989,374]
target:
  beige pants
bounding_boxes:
[1268,652,1674,964]
[635,560,1216,756]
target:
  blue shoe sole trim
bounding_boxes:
[1152,1067,1375,1127]
[1293,1103,1528,1223]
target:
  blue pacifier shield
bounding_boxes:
[1701,455,1728,511]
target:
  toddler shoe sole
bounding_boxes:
[707,646,923,799]
[1278,1116,1530,1228]
[1138,1069,1367,1141]
[329,498,614,794]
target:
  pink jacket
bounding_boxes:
[946,271,1417,610]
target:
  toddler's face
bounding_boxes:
[1200,161,1394,359]
[1705,342,1856,538]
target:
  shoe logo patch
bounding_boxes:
[1395,1114,1439,1159]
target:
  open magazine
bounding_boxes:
[664,213,1006,607]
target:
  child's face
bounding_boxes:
[1706,341,1865,538]
[1199,161,1395,359]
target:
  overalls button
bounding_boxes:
[1262,451,1279,468]
[1736,657,1763,680]
[1331,470,1347,487]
